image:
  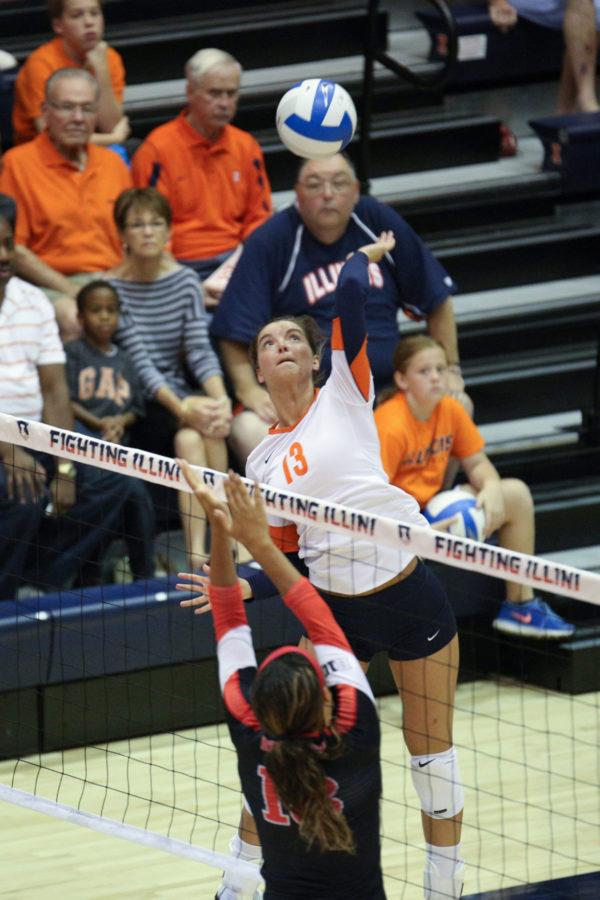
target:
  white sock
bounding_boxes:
[425,842,462,878]
[424,843,465,899]
[217,834,262,899]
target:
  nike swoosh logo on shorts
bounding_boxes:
[512,612,532,624]
[427,629,440,642]
[418,760,434,768]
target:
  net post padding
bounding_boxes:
[1,412,598,605]
[0,784,261,893]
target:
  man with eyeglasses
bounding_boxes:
[0,67,132,340]
[211,153,461,465]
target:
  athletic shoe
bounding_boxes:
[492,598,575,639]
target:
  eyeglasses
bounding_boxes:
[48,101,98,116]
[297,177,355,195]
[124,220,168,231]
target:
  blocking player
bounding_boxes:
[180,233,465,900]
[178,463,385,900]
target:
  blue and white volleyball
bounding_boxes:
[276,79,357,159]
[423,488,486,541]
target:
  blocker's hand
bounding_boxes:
[177,563,212,615]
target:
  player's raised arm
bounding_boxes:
[333,231,395,400]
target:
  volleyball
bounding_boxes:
[275,78,357,158]
[423,488,486,541]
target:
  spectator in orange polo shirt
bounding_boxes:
[131,48,272,307]
[12,0,129,146]
[0,68,132,339]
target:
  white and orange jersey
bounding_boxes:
[246,252,427,595]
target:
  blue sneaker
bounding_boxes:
[493,598,575,639]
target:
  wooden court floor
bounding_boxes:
[1,679,598,899]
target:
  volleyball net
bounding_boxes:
[0,412,599,897]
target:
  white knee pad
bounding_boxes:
[410,746,464,820]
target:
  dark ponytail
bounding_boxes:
[252,654,355,854]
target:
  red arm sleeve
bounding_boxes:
[283,577,352,652]
[208,582,249,642]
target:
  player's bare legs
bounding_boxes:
[388,635,462,846]
[558,0,599,112]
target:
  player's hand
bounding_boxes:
[242,385,277,425]
[85,41,110,74]
[3,446,46,503]
[177,564,212,614]
[177,563,252,613]
[357,230,395,263]
[223,472,271,554]
[476,483,504,537]
[488,0,518,31]
[178,459,233,535]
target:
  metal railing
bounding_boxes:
[358,0,458,190]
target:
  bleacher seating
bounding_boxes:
[2,0,600,746]
[416,2,565,87]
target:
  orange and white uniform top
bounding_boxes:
[246,251,427,595]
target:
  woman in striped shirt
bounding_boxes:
[106,187,232,569]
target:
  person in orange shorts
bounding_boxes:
[12,0,129,147]
[374,334,575,640]
[131,48,272,304]
[0,68,132,339]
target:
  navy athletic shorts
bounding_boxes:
[317,560,457,663]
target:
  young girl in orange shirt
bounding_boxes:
[374,335,574,640]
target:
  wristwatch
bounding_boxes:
[57,461,77,479]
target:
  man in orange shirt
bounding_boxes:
[131,48,272,305]
[0,68,132,338]
[12,0,129,146]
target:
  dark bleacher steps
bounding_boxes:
[126,65,444,142]
[431,222,600,294]
[264,109,501,191]
[2,0,388,83]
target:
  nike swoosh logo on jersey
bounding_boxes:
[264,450,275,464]
[427,629,440,642]
[512,612,533,624]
